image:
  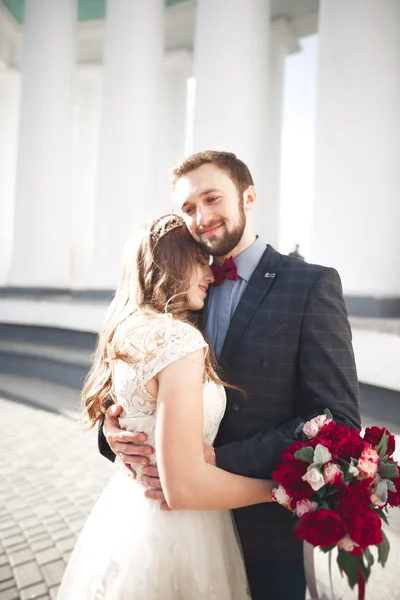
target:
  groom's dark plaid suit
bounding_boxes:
[211,245,361,562]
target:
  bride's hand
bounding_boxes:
[103,404,154,478]
[203,442,216,466]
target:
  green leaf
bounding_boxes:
[379,462,399,479]
[364,547,374,568]
[283,437,295,444]
[324,408,333,419]
[377,530,390,567]
[376,433,389,459]
[375,479,389,504]
[337,550,358,589]
[314,444,332,465]
[294,447,315,463]
[294,422,305,437]
[374,507,390,525]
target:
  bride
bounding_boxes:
[57,214,275,600]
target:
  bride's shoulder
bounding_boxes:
[120,311,206,352]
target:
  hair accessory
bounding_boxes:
[150,214,184,243]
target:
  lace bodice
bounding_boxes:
[111,313,226,465]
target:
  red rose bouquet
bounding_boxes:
[271,410,400,599]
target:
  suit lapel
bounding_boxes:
[219,245,283,366]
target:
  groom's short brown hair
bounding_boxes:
[171,150,254,196]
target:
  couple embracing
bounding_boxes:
[58,151,361,600]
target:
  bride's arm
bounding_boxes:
[155,349,275,511]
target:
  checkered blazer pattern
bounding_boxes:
[212,245,361,560]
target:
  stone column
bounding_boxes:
[156,49,192,215]
[8,0,76,288]
[268,19,300,248]
[312,0,400,305]
[88,0,164,290]
[70,66,103,289]
[192,0,271,239]
[0,69,20,285]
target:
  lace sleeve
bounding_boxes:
[143,317,208,383]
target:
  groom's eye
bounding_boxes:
[184,206,195,215]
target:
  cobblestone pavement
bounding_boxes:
[0,397,114,600]
[0,396,400,600]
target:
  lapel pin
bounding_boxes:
[264,272,276,279]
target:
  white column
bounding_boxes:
[0,69,20,285]
[268,19,300,249]
[192,0,271,239]
[89,0,164,289]
[312,0,400,297]
[8,0,76,288]
[156,49,192,214]
[70,66,103,289]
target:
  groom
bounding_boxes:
[99,150,361,600]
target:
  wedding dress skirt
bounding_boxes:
[57,467,250,600]
[58,315,250,599]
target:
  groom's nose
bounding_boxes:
[196,206,213,227]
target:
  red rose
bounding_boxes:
[295,509,347,547]
[348,508,383,549]
[316,422,352,457]
[272,459,313,507]
[364,426,396,458]
[387,476,400,507]
[343,429,370,460]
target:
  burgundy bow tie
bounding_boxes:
[211,256,238,286]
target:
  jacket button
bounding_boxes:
[261,358,270,368]
[232,402,241,411]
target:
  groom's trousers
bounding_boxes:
[244,556,306,600]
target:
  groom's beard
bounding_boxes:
[196,205,246,258]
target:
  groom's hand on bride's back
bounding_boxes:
[103,404,154,478]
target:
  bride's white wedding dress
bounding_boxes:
[57,313,251,600]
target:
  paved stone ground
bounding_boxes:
[0,398,114,600]
[0,396,400,600]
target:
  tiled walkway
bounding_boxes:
[0,396,399,600]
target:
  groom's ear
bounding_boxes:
[243,185,256,213]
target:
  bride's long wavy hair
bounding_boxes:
[82,214,233,429]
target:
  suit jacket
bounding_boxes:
[98,245,361,560]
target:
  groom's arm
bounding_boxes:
[214,267,361,479]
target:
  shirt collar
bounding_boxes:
[234,236,266,282]
[213,237,266,283]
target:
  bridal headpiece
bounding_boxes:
[150,214,184,243]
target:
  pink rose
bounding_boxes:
[303,415,333,438]
[296,499,318,517]
[358,447,380,478]
[337,535,359,553]
[271,485,293,509]
[302,467,325,491]
[324,462,343,485]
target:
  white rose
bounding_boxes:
[271,485,292,509]
[296,499,318,518]
[358,447,380,478]
[337,535,359,553]
[302,467,325,491]
[303,415,332,438]
[324,462,343,485]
